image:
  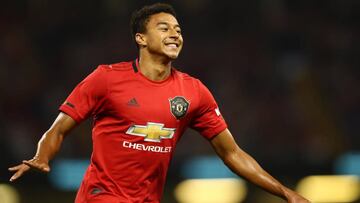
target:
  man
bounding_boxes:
[9,3,310,203]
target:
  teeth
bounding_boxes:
[166,44,177,48]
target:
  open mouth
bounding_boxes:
[165,43,179,48]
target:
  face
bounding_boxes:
[137,12,183,60]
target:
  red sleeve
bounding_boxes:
[190,80,227,139]
[59,65,108,123]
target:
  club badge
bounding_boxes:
[169,96,190,120]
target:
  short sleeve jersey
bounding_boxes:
[59,60,227,203]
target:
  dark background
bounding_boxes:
[1,0,359,202]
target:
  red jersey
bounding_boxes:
[59,60,227,203]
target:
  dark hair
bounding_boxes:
[130,3,177,47]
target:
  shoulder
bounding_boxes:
[97,60,133,72]
[172,68,201,83]
[90,60,134,81]
[172,68,209,92]
[82,61,133,84]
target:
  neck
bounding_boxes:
[138,52,172,82]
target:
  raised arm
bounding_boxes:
[210,128,310,203]
[9,112,77,182]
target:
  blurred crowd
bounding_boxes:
[0,0,359,201]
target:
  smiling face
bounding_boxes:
[136,12,183,60]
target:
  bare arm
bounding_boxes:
[9,112,77,181]
[211,129,310,203]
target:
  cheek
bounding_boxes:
[180,38,184,47]
[148,35,164,47]
[145,39,159,50]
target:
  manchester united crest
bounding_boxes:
[169,96,190,120]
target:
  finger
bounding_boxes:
[23,160,42,168]
[23,160,50,172]
[9,167,28,182]
[10,173,20,182]
[8,164,23,171]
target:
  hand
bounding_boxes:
[8,157,50,182]
[286,191,311,203]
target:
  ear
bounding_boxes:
[135,33,147,47]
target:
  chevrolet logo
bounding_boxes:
[126,122,176,142]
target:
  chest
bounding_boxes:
[107,80,197,128]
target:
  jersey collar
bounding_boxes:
[132,59,139,73]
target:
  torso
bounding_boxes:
[82,60,200,202]
[60,60,227,203]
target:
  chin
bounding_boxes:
[168,54,179,60]
[165,52,180,60]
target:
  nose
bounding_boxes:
[169,28,180,39]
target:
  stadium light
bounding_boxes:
[335,152,360,176]
[49,159,89,191]
[296,175,360,202]
[174,178,247,203]
[0,183,20,203]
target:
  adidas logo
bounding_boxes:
[127,98,139,107]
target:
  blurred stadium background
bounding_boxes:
[1,0,359,202]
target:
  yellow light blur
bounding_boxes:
[174,178,247,203]
[296,175,360,202]
[0,184,20,203]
